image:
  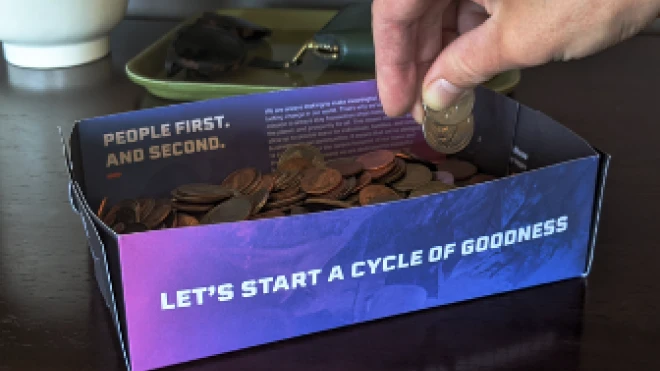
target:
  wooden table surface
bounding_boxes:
[1,19,659,371]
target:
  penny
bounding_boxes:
[278,157,314,173]
[289,206,309,215]
[395,150,414,161]
[142,199,173,229]
[177,213,200,227]
[300,168,343,195]
[112,222,125,234]
[200,196,253,224]
[345,193,361,205]
[102,204,120,226]
[351,171,373,194]
[340,177,357,199]
[273,171,299,191]
[434,171,455,185]
[434,159,478,181]
[270,183,300,201]
[390,158,409,181]
[368,194,403,205]
[376,158,407,184]
[251,209,287,220]
[122,223,149,234]
[356,150,395,170]
[172,201,215,213]
[97,197,108,218]
[222,168,259,193]
[114,199,140,223]
[326,158,363,177]
[173,183,234,203]
[392,163,433,191]
[272,171,288,189]
[304,198,354,210]
[163,210,178,229]
[359,185,401,206]
[394,189,409,199]
[265,192,306,209]
[318,178,347,200]
[98,142,502,233]
[117,199,140,210]
[279,175,301,192]
[409,181,456,198]
[172,192,228,204]
[395,150,438,169]
[242,171,264,195]
[367,159,397,180]
[138,198,156,221]
[115,206,138,225]
[258,174,275,192]
[249,188,270,214]
[277,144,325,170]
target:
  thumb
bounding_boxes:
[421,18,518,112]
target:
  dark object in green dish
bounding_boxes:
[165,12,273,79]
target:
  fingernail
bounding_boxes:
[422,79,465,112]
[412,102,424,124]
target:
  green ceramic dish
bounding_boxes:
[126,8,521,102]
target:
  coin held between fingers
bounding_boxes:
[421,89,476,154]
[423,78,469,113]
[423,113,475,154]
[423,89,475,127]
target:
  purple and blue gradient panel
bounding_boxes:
[118,156,598,371]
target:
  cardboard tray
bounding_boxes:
[61,79,609,371]
[125,8,521,102]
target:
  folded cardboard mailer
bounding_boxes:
[60,79,609,371]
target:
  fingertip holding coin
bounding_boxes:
[422,89,475,126]
[421,88,476,155]
[422,78,467,113]
[412,102,425,125]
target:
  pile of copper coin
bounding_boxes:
[97,144,498,234]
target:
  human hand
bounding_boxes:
[372,0,660,122]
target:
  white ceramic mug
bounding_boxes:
[0,0,129,69]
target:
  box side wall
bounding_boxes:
[60,126,132,368]
[68,181,132,369]
[505,104,608,276]
[457,87,519,177]
[95,218,133,365]
[146,279,586,371]
[509,105,597,172]
[69,123,88,195]
[117,156,599,371]
[64,78,604,371]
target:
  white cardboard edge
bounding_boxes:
[58,126,132,371]
[582,151,611,278]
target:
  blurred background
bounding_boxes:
[126,0,660,32]
[127,0,371,19]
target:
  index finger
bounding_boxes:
[372,0,431,117]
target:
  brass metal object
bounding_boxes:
[284,40,340,68]
[422,90,476,154]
